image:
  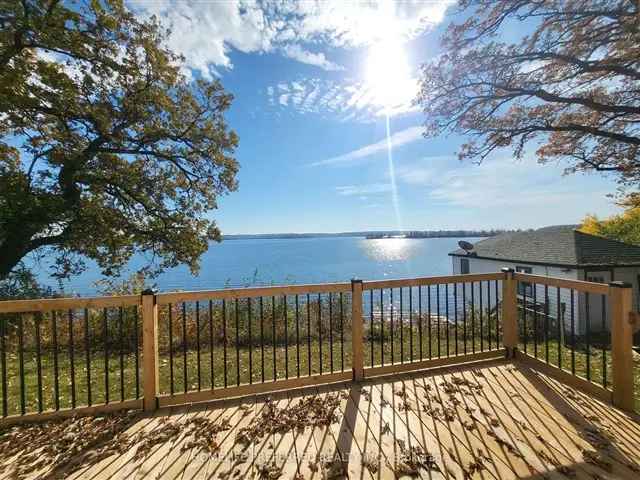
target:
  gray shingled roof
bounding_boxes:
[449,225,640,267]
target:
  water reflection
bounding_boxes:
[361,238,418,262]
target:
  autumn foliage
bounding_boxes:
[0,1,238,280]
[418,0,639,199]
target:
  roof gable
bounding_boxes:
[449,225,640,267]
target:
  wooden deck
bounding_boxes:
[3,359,640,479]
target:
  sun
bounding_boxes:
[365,39,414,111]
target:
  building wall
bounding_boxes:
[451,255,585,334]
[604,267,640,310]
[451,255,578,279]
[452,257,640,337]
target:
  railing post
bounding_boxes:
[351,279,364,381]
[501,268,518,358]
[142,288,159,411]
[609,281,634,411]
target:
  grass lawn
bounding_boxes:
[3,322,504,416]
[4,321,639,417]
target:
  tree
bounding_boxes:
[581,206,640,245]
[0,0,238,280]
[417,0,639,196]
[0,264,55,300]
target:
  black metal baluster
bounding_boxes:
[295,295,300,377]
[418,286,423,360]
[119,307,124,401]
[134,306,140,398]
[0,312,5,417]
[52,311,59,410]
[182,303,187,393]
[284,295,289,379]
[544,285,549,364]
[470,282,475,353]
[272,296,277,380]
[260,297,265,382]
[307,294,311,376]
[223,299,228,388]
[409,286,414,361]
[370,290,374,367]
[18,313,25,414]
[380,289,384,367]
[340,292,344,372]
[400,287,404,364]
[454,284,459,355]
[494,280,500,348]
[328,293,333,372]
[585,292,591,381]
[318,294,322,374]
[35,312,43,412]
[479,282,484,352]
[68,310,75,408]
[571,289,576,375]
[556,287,562,369]
[235,299,240,386]
[0,312,6,417]
[83,309,91,406]
[168,305,174,395]
[533,284,538,358]
[445,284,450,356]
[602,294,607,388]
[523,283,528,354]
[209,301,214,388]
[436,284,441,357]
[427,285,432,359]
[487,282,492,350]
[103,308,109,403]
[249,297,253,384]
[196,301,201,391]
[390,288,394,363]
[462,283,467,354]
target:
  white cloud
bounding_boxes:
[270,1,452,47]
[330,154,620,229]
[393,155,620,219]
[335,183,392,196]
[281,44,343,71]
[265,77,420,122]
[130,0,452,76]
[310,126,424,167]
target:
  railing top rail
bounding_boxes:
[0,295,141,314]
[156,281,352,305]
[361,272,504,291]
[513,272,609,295]
[0,270,614,314]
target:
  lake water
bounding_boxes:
[37,236,481,295]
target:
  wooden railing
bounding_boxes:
[509,268,634,410]
[0,269,634,424]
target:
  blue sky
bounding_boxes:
[132,0,621,235]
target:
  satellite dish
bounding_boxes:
[458,240,474,252]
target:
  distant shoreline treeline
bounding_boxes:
[222,229,518,241]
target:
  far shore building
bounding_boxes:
[449,225,640,334]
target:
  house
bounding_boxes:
[449,225,640,334]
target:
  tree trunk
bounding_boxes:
[0,221,43,279]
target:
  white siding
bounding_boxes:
[452,255,582,333]
[451,256,578,279]
[452,257,640,336]
[611,267,640,310]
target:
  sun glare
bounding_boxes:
[365,39,413,110]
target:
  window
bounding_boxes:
[460,258,470,274]
[516,265,533,296]
[587,275,605,283]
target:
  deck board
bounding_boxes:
[2,360,640,479]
